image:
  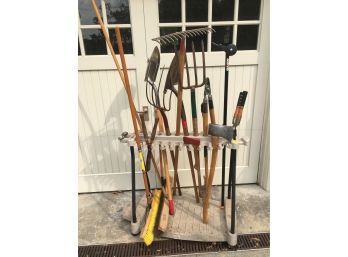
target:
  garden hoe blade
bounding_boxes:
[164,53,179,93]
[144,46,160,84]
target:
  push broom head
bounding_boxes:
[143,190,161,246]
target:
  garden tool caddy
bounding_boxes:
[120,28,249,247]
[91,2,249,246]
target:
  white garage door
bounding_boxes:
[78,0,269,192]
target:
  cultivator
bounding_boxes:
[91,0,249,248]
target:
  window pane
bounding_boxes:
[211,26,233,51]
[238,0,261,20]
[82,29,107,55]
[78,39,81,56]
[159,0,181,23]
[186,0,208,22]
[105,0,130,24]
[185,27,207,52]
[237,25,259,50]
[159,27,181,53]
[212,0,234,21]
[79,0,102,25]
[108,28,133,54]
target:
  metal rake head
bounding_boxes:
[152,27,215,46]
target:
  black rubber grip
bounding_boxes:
[161,177,166,187]
[237,92,244,107]
[211,42,237,56]
[241,91,248,106]
[145,149,152,171]
[208,96,214,109]
[201,101,208,113]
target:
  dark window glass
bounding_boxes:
[105,0,130,24]
[108,28,133,54]
[82,29,107,55]
[211,26,233,51]
[237,25,259,50]
[79,0,102,25]
[238,0,261,20]
[159,0,181,23]
[159,27,181,53]
[78,39,81,56]
[185,27,207,52]
[212,0,234,21]
[186,0,208,22]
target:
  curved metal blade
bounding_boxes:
[164,53,179,93]
[144,46,160,83]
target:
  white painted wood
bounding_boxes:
[78,17,85,56]
[78,165,253,193]
[256,0,270,191]
[258,76,269,191]
[233,0,240,45]
[78,65,261,190]
[78,70,138,177]
[78,0,269,192]
[78,51,258,70]
[78,55,136,70]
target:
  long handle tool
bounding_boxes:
[144,46,182,195]
[157,110,175,215]
[202,78,218,224]
[186,41,203,197]
[139,113,166,193]
[201,93,209,195]
[211,42,237,207]
[228,91,248,236]
[91,0,152,206]
[175,39,200,203]
[159,110,182,196]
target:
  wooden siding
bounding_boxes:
[78,65,259,192]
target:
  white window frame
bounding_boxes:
[78,0,137,70]
[145,0,263,67]
[78,0,263,70]
[158,0,261,51]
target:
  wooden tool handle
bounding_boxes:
[201,99,208,136]
[90,0,141,128]
[232,91,248,127]
[160,109,182,196]
[175,39,186,136]
[208,96,216,124]
[203,136,219,224]
[157,110,174,215]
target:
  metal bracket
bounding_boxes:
[142,106,149,121]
